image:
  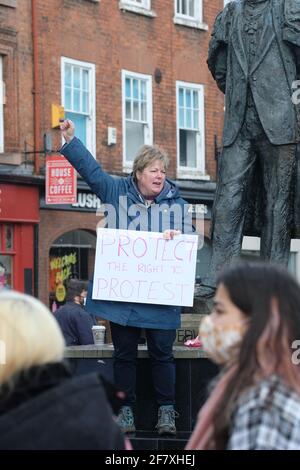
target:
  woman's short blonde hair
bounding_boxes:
[132,145,169,181]
[0,290,65,385]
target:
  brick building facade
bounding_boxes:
[0,0,226,306]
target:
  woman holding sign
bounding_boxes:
[60,119,194,435]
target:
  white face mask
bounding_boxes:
[199,315,245,365]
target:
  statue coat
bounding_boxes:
[207,0,300,237]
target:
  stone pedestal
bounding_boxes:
[175,314,203,345]
[65,345,219,449]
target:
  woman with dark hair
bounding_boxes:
[186,262,300,450]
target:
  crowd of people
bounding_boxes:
[1,121,300,449]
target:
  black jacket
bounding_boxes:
[55,302,94,346]
[0,363,125,450]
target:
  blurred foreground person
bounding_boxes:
[0,291,126,450]
[186,262,300,450]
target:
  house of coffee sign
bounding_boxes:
[92,228,198,307]
[46,155,77,204]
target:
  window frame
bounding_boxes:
[122,0,150,8]
[173,0,207,30]
[122,69,153,171]
[0,0,17,7]
[61,57,96,156]
[0,224,15,290]
[119,0,156,17]
[176,80,207,180]
[242,236,300,281]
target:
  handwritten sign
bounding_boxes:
[92,228,198,306]
[46,155,77,204]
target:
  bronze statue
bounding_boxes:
[198,0,300,298]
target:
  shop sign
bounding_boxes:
[72,192,101,210]
[188,204,208,215]
[55,284,66,302]
[45,155,77,204]
[49,252,77,291]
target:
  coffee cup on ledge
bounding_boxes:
[92,325,106,345]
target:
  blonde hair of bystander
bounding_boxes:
[0,290,65,385]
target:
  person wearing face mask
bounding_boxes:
[55,279,95,346]
[186,262,300,450]
[80,288,87,306]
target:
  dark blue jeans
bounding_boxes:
[110,322,176,406]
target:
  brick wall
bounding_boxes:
[32,0,224,180]
[0,0,225,171]
[0,1,34,157]
[1,0,226,301]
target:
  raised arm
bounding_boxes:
[60,120,124,203]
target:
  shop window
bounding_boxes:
[49,229,96,310]
[0,224,14,289]
[4,224,13,250]
[240,249,297,277]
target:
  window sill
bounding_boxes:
[0,0,17,7]
[173,16,208,31]
[177,172,211,181]
[0,152,22,165]
[119,1,156,18]
[122,163,133,174]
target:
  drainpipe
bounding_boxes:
[32,0,40,175]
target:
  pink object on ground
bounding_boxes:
[125,437,133,450]
[184,335,202,348]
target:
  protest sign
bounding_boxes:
[92,228,198,306]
